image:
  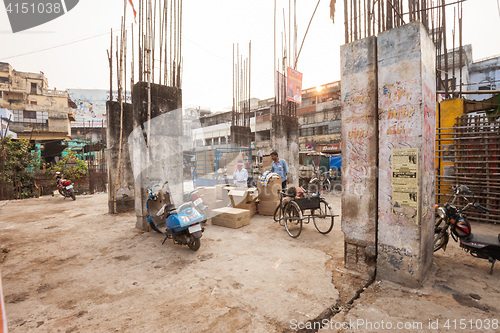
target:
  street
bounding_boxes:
[0,193,342,332]
[1,193,500,332]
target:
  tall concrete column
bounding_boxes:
[271,113,299,186]
[106,101,135,214]
[129,82,183,231]
[377,22,436,286]
[340,36,378,276]
[230,125,252,148]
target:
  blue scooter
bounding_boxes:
[146,182,206,251]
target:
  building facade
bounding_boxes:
[468,54,500,101]
[0,62,75,140]
[188,81,343,155]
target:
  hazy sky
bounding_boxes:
[0,0,499,111]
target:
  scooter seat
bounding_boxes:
[466,234,500,247]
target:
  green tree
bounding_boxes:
[0,137,40,199]
[47,150,88,182]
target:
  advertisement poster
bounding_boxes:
[392,148,419,222]
[300,142,315,151]
[392,148,418,186]
[287,67,303,104]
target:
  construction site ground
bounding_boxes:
[1,192,499,332]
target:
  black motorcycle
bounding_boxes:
[434,185,500,274]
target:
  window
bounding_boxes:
[316,126,328,135]
[31,82,37,94]
[30,100,37,105]
[300,127,313,137]
[0,77,8,84]
[23,110,36,119]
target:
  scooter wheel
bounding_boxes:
[149,222,162,234]
[188,237,200,251]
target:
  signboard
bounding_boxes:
[67,89,132,128]
[287,67,303,104]
[320,142,342,152]
[300,142,315,151]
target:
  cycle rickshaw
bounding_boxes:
[273,186,337,238]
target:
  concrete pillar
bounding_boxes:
[106,101,135,214]
[377,22,436,286]
[271,113,299,186]
[230,125,252,148]
[129,82,183,231]
[340,36,378,276]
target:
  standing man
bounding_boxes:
[233,160,248,188]
[270,151,289,189]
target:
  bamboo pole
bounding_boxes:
[114,0,127,213]
[107,29,113,101]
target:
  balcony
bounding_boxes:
[43,89,69,98]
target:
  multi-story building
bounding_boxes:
[189,81,343,155]
[297,81,342,153]
[0,62,75,141]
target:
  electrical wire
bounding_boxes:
[0,28,123,61]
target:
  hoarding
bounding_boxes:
[287,67,303,104]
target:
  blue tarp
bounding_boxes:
[330,155,341,170]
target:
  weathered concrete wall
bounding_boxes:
[377,22,436,286]
[271,114,299,186]
[129,82,183,231]
[230,125,252,148]
[340,36,378,276]
[106,101,135,213]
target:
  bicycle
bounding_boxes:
[273,186,336,238]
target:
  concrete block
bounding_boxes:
[340,36,378,276]
[106,101,135,214]
[271,114,299,186]
[377,22,436,287]
[130,82,183,231]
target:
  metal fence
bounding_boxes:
[436,113,500,224]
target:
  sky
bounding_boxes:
[0,0,499,111]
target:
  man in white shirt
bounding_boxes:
[233,160,248,188]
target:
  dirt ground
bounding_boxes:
[1,192,500,333]
[0,193,343,332]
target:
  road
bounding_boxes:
[1,192,499,332]
[0,193,342,332]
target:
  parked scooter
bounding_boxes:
[434,185,500,274]
[55,172,76,200]
[146,181,206,251]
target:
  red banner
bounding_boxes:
[287,67,303,104]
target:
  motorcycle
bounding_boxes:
[434,185,500,274]
[146,181,206,251]
[55,172,76,200]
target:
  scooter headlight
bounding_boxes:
[437,207,446,219]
